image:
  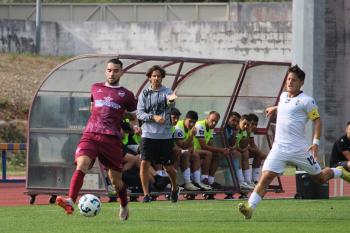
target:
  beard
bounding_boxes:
[107,78,119,86]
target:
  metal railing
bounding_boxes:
[0,143,26,183]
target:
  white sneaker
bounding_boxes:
[247,182,256,189]
[194,181,212,191]
[184,182,200,191]
[119,205,129,221]
[240,182,254,190]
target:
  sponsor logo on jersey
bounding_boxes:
[95,96,121,109]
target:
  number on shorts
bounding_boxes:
[307,154,316,166]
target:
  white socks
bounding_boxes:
[201,174,208,181]
[248,191,262,209]
[156,170,163,176]
[192,170,201,183]
[236,169,245,183]
[252,168,261,183]
[208,176,215,185]
[332,168,342,178]
[243,169,252,183]
[183,168,191,184]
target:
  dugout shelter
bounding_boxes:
[26,54,290,203]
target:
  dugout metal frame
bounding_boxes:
[25,54,290,203]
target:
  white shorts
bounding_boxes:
[262,144,322,175]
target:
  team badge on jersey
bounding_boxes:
[177,131,184,138]
[118,90,126,98]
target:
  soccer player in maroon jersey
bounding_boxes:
[56,58,137,221]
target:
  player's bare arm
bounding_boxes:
[341,150,350,161]
[308,117,322,160]
[265,106,277,118]
[182,128,196,148]
[199,138,230,156]
[177,132,194,149]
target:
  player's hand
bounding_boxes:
[133,125,142,135]
[153,115,165,124]
[190,127,197,136]
[167,89,178,102]
[229,145,236,151]
[237,146,248,153]
[222,148,231,156]
[308,144,319,161]
[265,106,277,118]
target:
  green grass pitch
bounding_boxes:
[1,198,350,233]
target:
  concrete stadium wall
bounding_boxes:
[0,2,291,22]
[0,3,292,60]
[321,0,350,162]
[0,19,291,61]
[293,0,350,163]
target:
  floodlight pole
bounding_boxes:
[35,0,41,54]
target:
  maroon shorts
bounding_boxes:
[75,132,123,171]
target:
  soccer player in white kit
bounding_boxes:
[238,65,350,219]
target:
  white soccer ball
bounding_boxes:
[78,194,101,217]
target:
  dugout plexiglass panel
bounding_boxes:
[27,54,290,198]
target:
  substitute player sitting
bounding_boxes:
[194,111,231,188]
[247,113,267,184]
[173,110,211,191]
[329,121,350,176]
[231,114,255,190]
[238,65,350,220]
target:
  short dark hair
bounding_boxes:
[347,121,350,126]
[241,114,251,121]
[209,111,220,119]
[288,65,305,81]
[229,111,241,119]
[171,107,181,116]
[120,120,132,132]
[186,110,198,121]
[146,65,166,78]
[248,113,259,122]
[107,58,123,68]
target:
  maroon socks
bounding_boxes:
[118,184,128,207]
[68,170,85,203]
